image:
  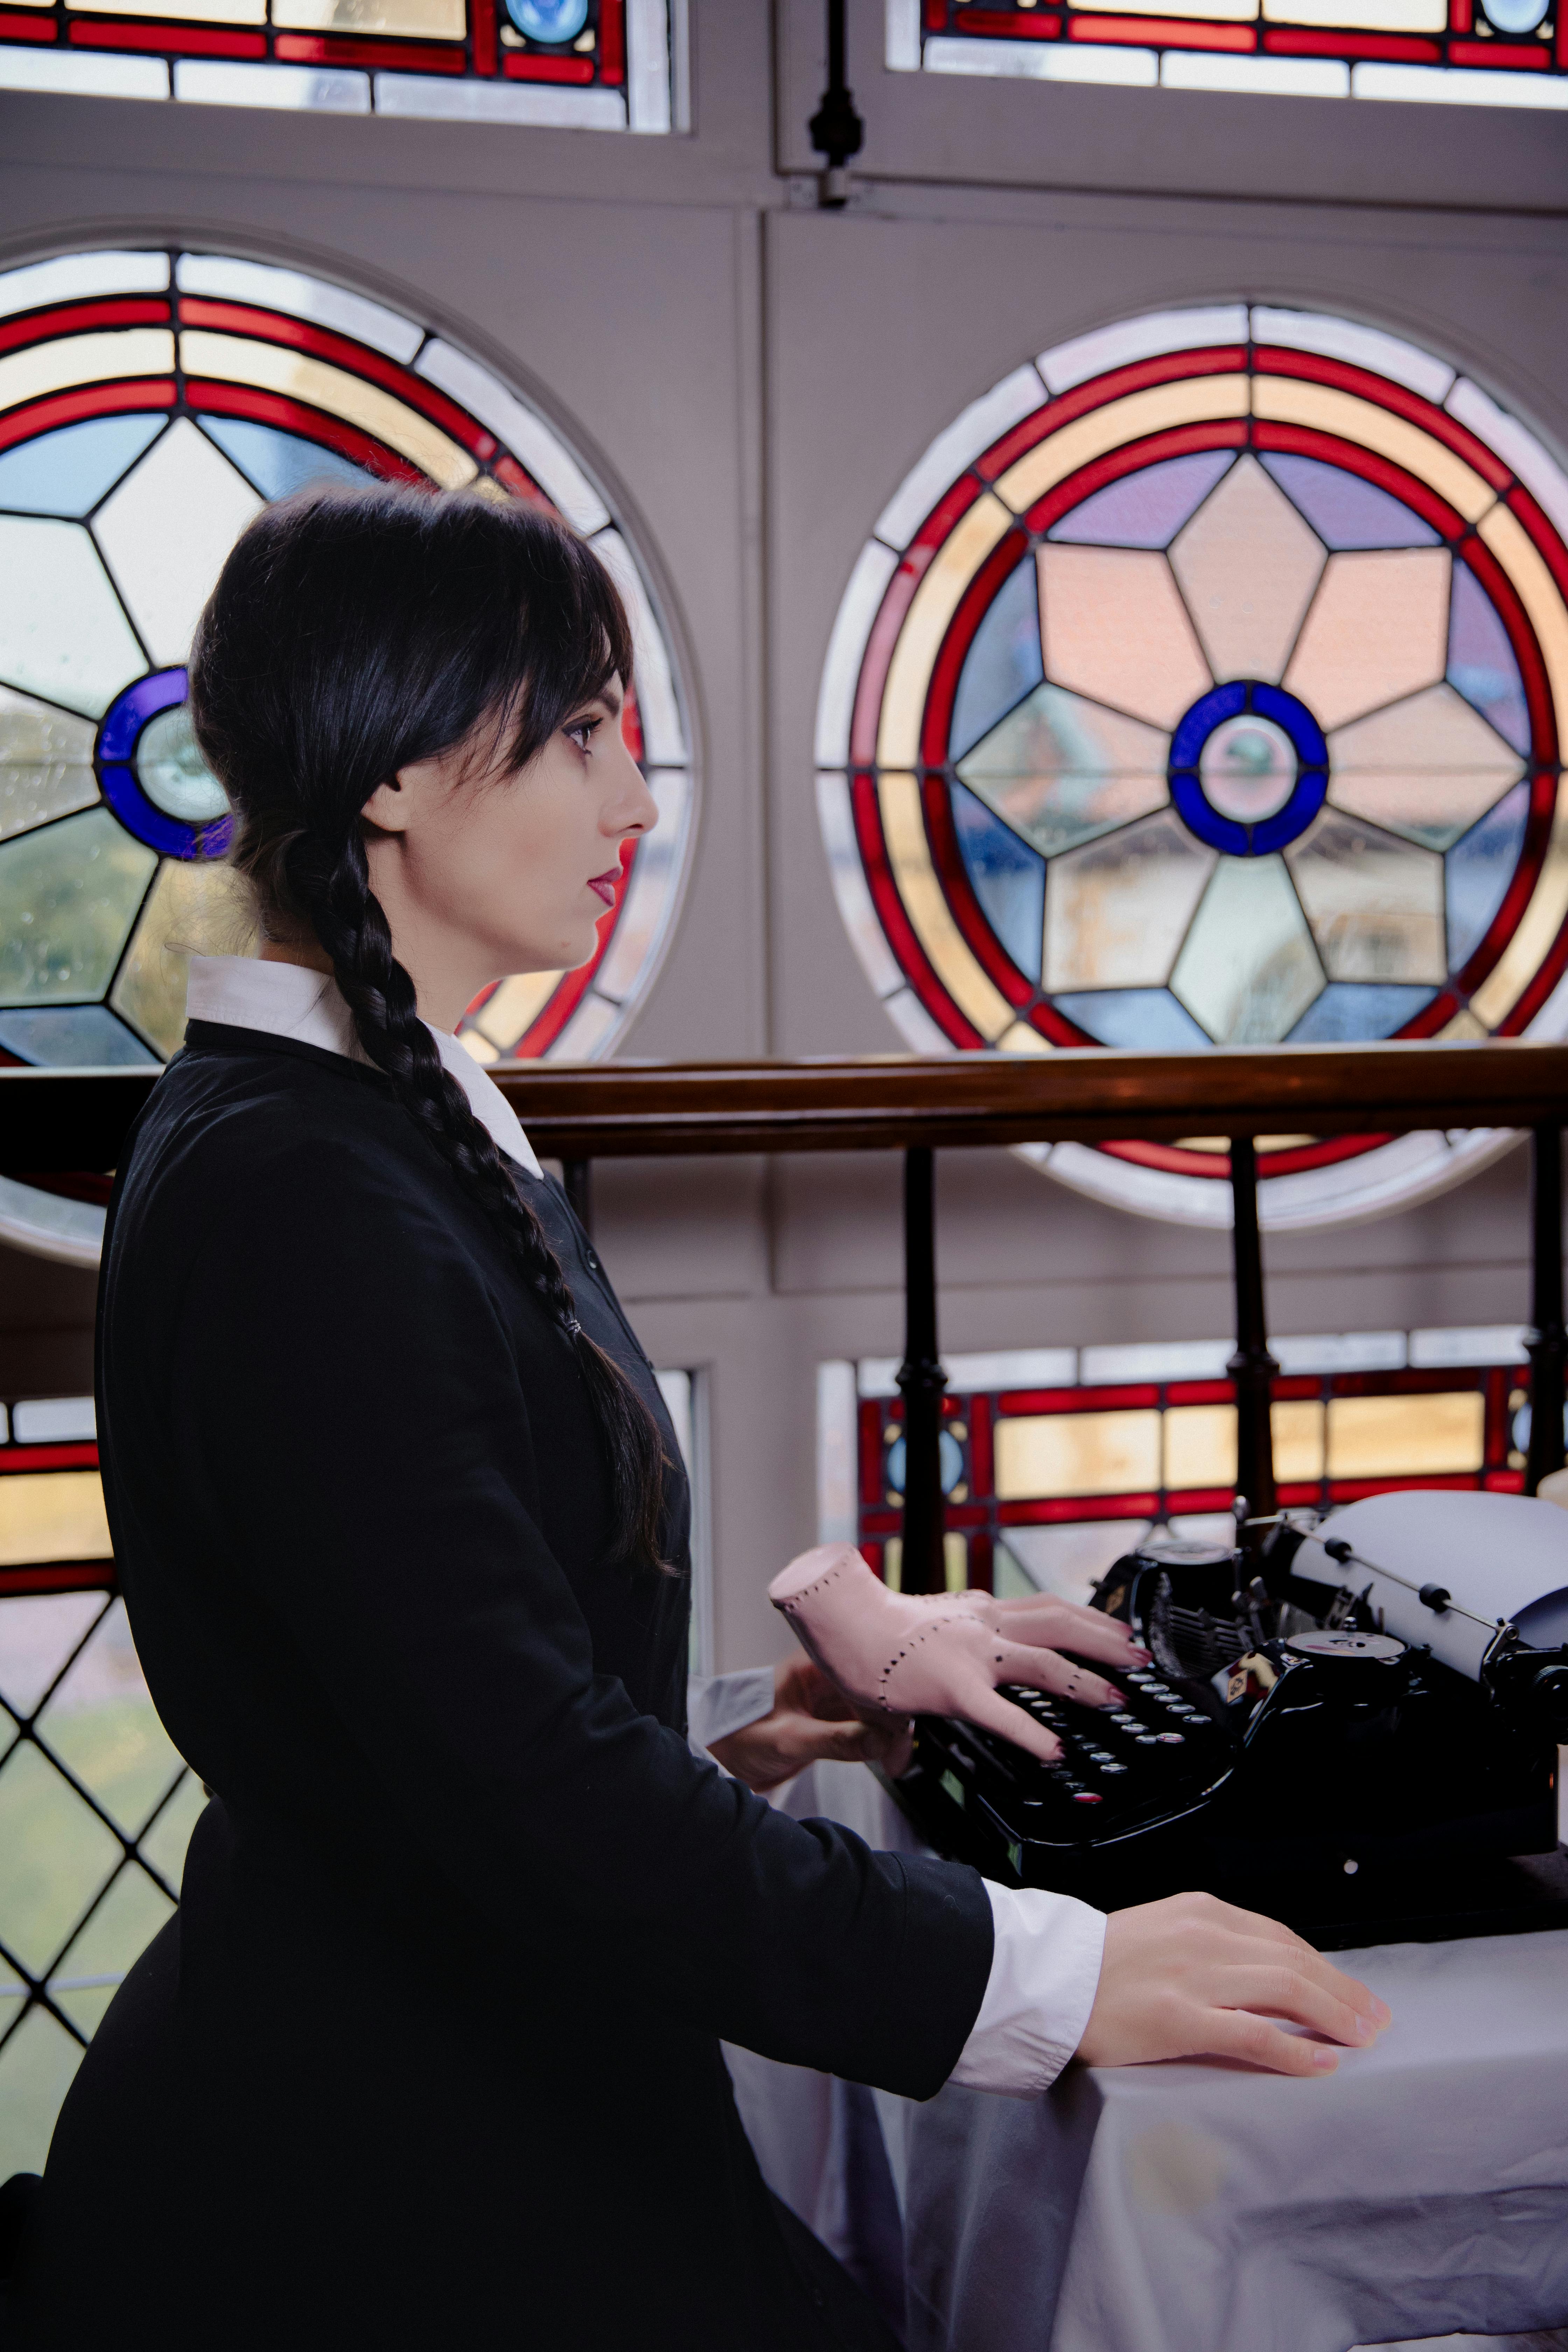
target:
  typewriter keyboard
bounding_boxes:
[917,1664,1238,1853]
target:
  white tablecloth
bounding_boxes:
[724,1762,1568,2352]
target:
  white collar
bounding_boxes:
[185,955,543,1180]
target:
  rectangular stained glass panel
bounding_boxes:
[0,1472,112,1565]
[1325,1391,1485,1477]
[906,4,1567,107]
[995,1409,1163,1499]
[1,0,671,128]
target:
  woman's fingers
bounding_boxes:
[1185,2006,1346,2077]
[1074,1891,1393,2070]
[992,1638,1122,1712]
[1199,1961,1379,2048]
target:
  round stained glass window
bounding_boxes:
[818,304,1568,1230]
[0,247,694,1262]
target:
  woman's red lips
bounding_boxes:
[587,870,620,906]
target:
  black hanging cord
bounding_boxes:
[809,0,865,209]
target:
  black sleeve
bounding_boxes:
[171,1126,993,2099]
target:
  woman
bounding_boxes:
[23,490,1386,2351]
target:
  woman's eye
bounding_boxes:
[566,718,600,753]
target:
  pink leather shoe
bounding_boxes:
[769,1544,1151,1764]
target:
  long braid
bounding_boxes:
[188,482,671,1572]
[293,826,672,1573]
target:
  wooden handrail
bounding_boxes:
[1,1040,1567,1171]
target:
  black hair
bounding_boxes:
[188,484,670,1573]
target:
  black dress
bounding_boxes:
[22,1024,993,2351]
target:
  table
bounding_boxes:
[723,1761,1568,2352]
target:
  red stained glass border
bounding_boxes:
[176,296,497,461]
[72,17,262,49]
[0,0,633,90]
[917,5,1561,79]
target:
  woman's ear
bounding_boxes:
[361,774,411,835]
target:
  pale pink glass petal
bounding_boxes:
[1284,548,1451,729]
[1044,807,1216,993]
[1328,682,1522,848]
[956,682,1169,858]
[1036,545,1211,729]
[1168,454,1325,684]
[1284,810,1447,982]
[1169,856,1323,1042]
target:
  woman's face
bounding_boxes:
[361,675,657,1032]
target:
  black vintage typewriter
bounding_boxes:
[891,1487,1568,1946]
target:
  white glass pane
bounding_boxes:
[1446,376,1568,546]
[817,772,905,1001]
[92,418,261,666]
[1352,60,1568,104]
[1408,1324,1528,1366]
[882,984,952,1052]
[1080,1339,1232,1382]
[591,768,690,999]
[0,250,168,321]
[999,1522,1148,1607]
[174,58,369,108]
[816,542,898,765]
[952,1348,1079,1390]
[13,1398,96,1443]
[1039,305,1248,397]
[626,0,671,132]
[547,989,619,1058]
[0,518,145,721]
[1251,306,1455,404]
[886,0,921,70]
[1162,52,1348,95]
[1272,1331,1406,1372]
[371,74,625,125]
[817,1360,858,1545]
[874,366,1047,552]
[926,34,1156,84]
[176,252,423,363]
[0,47,166,97]
[589,530,685,763]
[415,340,608,533]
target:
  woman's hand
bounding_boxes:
[709,1655,915,1794]
[1075,1891,1392,2076]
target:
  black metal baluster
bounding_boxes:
[1227,1135,1278,1531]
[562,1157,593,1242]
[1525,1121,1566,1495]
[897,1147,947,1594]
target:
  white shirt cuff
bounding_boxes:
[687,1667,776,1758]
[947,1880,1107,2098]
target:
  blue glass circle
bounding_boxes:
[1168,681,1329,857]
[503,0,589,38]
[94,667,233,861]
[885,1429,966,1499]
[1482,0,1547,30]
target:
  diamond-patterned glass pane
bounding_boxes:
[0,1581,197,2188]
[0,2002,84,2179]
[50,1862,175,2038]
[37,1596,186,1839]
[0,1738,121,1977]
